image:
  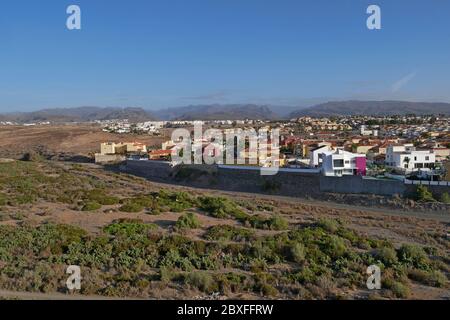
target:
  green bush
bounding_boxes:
[398,244,430,269]
[85,189,119,205]
[260,283,278,297]
[176,212,201,230]
[383,279,410,298]
[323,235,347,259]
[198,196,246,219]
[155,191,195,212]
[0,193,7,206]
[82,201,102,211]
[104,220,158,237]
[408,269,447,288]
[373,247,398,266]
[119,202,144,213]
[267,215,289,231]
[290,242,306,264]
[318,218,339,233]
[204,225,254,242]
[440,192,450,204]
[415,185,436,202]
[185,272,216,292]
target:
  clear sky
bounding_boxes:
[0,0,449,112]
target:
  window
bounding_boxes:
[425,156,429,161]
[333,159,344,167]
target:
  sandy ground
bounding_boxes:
[0,124,168,157]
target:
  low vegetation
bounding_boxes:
[0,160,448,299]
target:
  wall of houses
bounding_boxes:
[123,160,449,198]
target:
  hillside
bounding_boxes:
[0,107,156,123]
[289,101,450,118]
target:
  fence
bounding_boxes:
[404,179,450,187]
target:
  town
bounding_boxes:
[95,115,450,184]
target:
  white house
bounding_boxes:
[360,125,379,137]
[321,149,367,177]
[309,144,333,167]
[385,145,435,172]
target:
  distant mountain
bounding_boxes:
[153,104,280,120]
[0,107,156,123]
[289,100,450,118]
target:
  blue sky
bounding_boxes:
[0,0,449,112]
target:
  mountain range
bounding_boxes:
[1,101,449,123]
[0,107,155,123]
[288,100,450,118]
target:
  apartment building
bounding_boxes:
[100,142,147,155]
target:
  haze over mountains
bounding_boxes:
[1,101,449,123]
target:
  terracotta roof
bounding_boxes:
[150,149,173,156]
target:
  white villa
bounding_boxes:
[385,145,436,172]
[320,149,367,177]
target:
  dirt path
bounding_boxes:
[0,290,141,300]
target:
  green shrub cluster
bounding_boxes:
[176,212,201,230]
[204,225,255,242]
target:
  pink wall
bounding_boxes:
[355,157,366,176]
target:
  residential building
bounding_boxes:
[321,149,367,177]
[385,145,436,172]
[309,144,333,168]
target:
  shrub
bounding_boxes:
[267,215,289,231]
[0,193,7,206]
[85,189,119,205]
[260,283,278,297]
[104,220,157,237]
[175,212,201,230]
[398,244,430,269]
[160,266,176,283]
[204,225,254,242]
[185,272,216,292]
[373,247,398,266]
[290,242,306,264]
[119,202,143,213]
[415,185,436,202]
[440,192,450,204]
[198,196,245,219]
[250,257,268,273]
[408,269,447,288]
[383,279,410,299]
[323,235,347,259]
[155,191,195,212]
[81,201,102,211]
[317,218,339,233]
